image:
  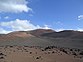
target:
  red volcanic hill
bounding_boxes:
[0,29,55,41]
[28,29,55,37]
[0,31,34,41]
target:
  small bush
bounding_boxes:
[52,51,55,53]
[36,57,39,59]
[61,49,68,54]
[79,51,83,55]
[30,52,32,54]
[0,53,4,55]
[36,56,41,59]
[0,57,4,59]
[72,52,77,56]
[70,49,73,51]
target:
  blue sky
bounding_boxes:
[0,0,83,34]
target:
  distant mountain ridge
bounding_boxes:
[0,29,83,39]
[41,30,83,39]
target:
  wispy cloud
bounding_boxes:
[28,14,33,17]
[55,21,63,25]
[4,16,9,19]
[78,15,83,20]
[0,0,32,13]
[0,19,51,34]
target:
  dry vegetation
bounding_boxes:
[0,45,83,62]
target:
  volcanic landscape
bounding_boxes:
[0,29,83,62]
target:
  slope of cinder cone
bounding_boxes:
[0,31,34,41]
[28,29,55,37]
[7,31,34,37]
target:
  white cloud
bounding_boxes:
[0,28,12,34]
[78,15,83,20]
[76,28,83,32]
[0,19,51,34]
[42,25,51,29]
[55,28,64,32]
[0,0,32,13]
[55,28,83,32]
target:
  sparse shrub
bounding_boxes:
[30,52,32,54]
[79,51,83,55]
[0,53,4,55]
[62,49,68,54]
[44,46,55,51]
[77,49,80,52]
[42,49,44,51]
[52,51,55,53]
[0,56,4,59]
[74,49,78,51]
[70,49,73,51]
[36,57,39,59]
[36,56,41,59]
[72,52,77,56]
[10,46,13,48]
[44,46,51,51]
